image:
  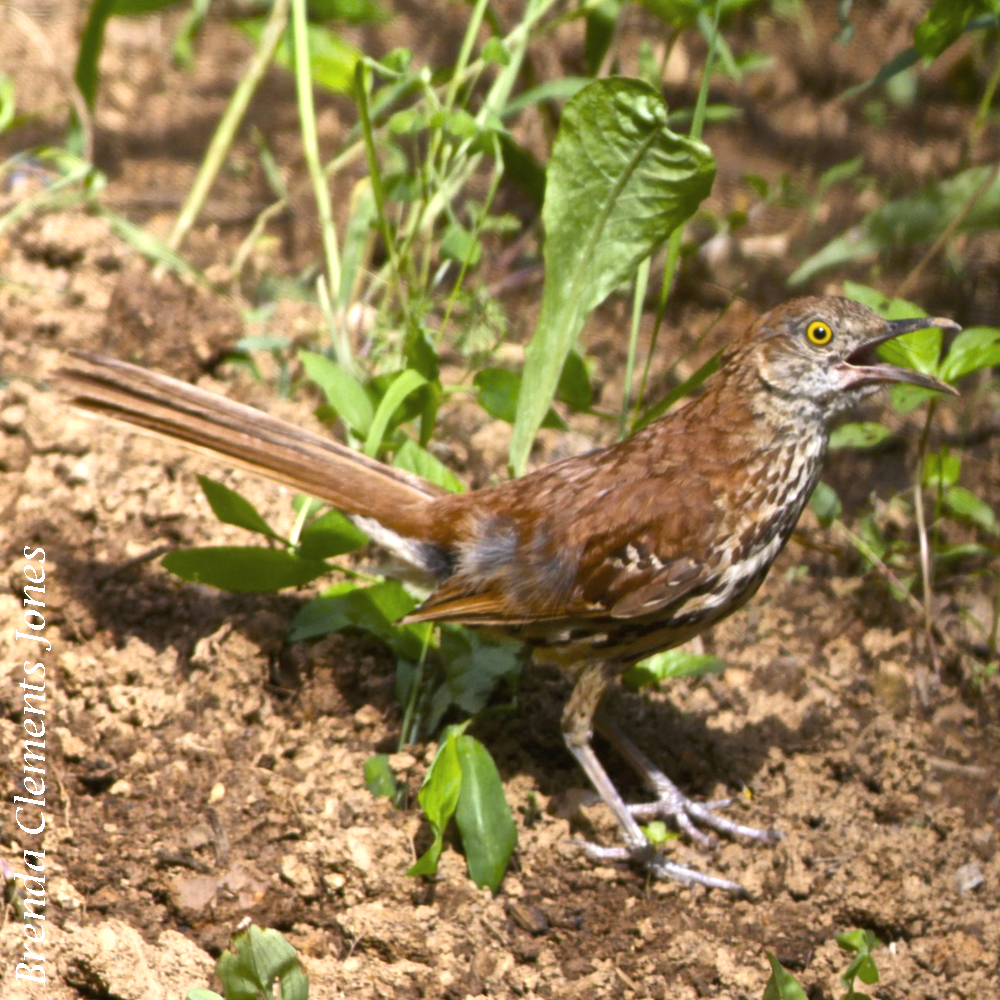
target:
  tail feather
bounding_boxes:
[58,351,443,539]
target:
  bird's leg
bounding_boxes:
[562,664,747,893]
[595,709,780,847]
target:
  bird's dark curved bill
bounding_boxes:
[838,316,960,395]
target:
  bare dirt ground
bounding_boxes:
[1,3,999,998]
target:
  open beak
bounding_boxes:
[834,316,961,395]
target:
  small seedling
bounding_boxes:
[186,923,308,1000]
[761,929,883,1000]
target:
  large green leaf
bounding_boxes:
[454,734,517,892]
[288,578,422,654]
[297,507,369,558]
[162,547,330,592]
[508,77,715,475]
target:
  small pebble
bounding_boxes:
[955,861,985,894]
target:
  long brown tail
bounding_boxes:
[57,351,444,539]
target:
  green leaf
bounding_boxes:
[480,36,510,65]
[440,221,482,265]
[934,541,994,562]
[73,0,116,118]
[364,754,401,800]
[509,77,715,475]
[197,475,286,541]
[239,20,361,93]
[762,952,809,1000]
[502,76,591,117]
[393,439,464,493]
[818,155,864,194]
[0,75,15,134]
[299,349,374,434]
[162,547,330,592]
[792,166,1000,286]
[623,649,726,688]
[923,450,961,489]
[636,349,722,429]
[855,954,880,985]
[364,368,428,458]
[829,422,892,450]
[889,383,941,414]
[428,628,522,731]
[404,325,441,382]
[214,925,308,1000]
[836,928,878,954]
[297,507,369,558]
[454,735,517,892]
[843,282,944,374]
[185,992,223,1000]
[841,46,921,100]
[943,486,998,534]
[306,0,390,24]
[810,481,843,527]
[474,368,565,428]
[939,326,1000,383]
[637,0,756,29]
[288,579,423,654]
[640,820,678,844]
[408,730,464,877]
[913,0,981,58]
[556,350,593,411]
[102,209,205,283]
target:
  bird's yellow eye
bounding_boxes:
[806,320,834,346]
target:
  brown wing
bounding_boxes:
[405,470,721,628]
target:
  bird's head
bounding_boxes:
[739,296,959,418]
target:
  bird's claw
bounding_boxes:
[627,788,781,850]
[573,838,749,895]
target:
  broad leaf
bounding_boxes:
[454,734,517,892]
[214,925,308,1000]
[288,579,423,655]
[762,953,809,1000]
[624,649,726,688]
[297,507,369,558]
[509,77,715,474]
[162,547,330,592]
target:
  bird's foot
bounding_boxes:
[626,776,780,850]
[577,839,749,895]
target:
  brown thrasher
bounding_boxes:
[60,296,958,893]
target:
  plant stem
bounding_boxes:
[165,0,288,258]
[913,399,941,676]
[895,159,1000,301]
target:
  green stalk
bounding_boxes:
[620,258,649,439]
[635,0,722,423]
[165,0,289,257]
[291,0,349,369]
[356,60,411,328]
